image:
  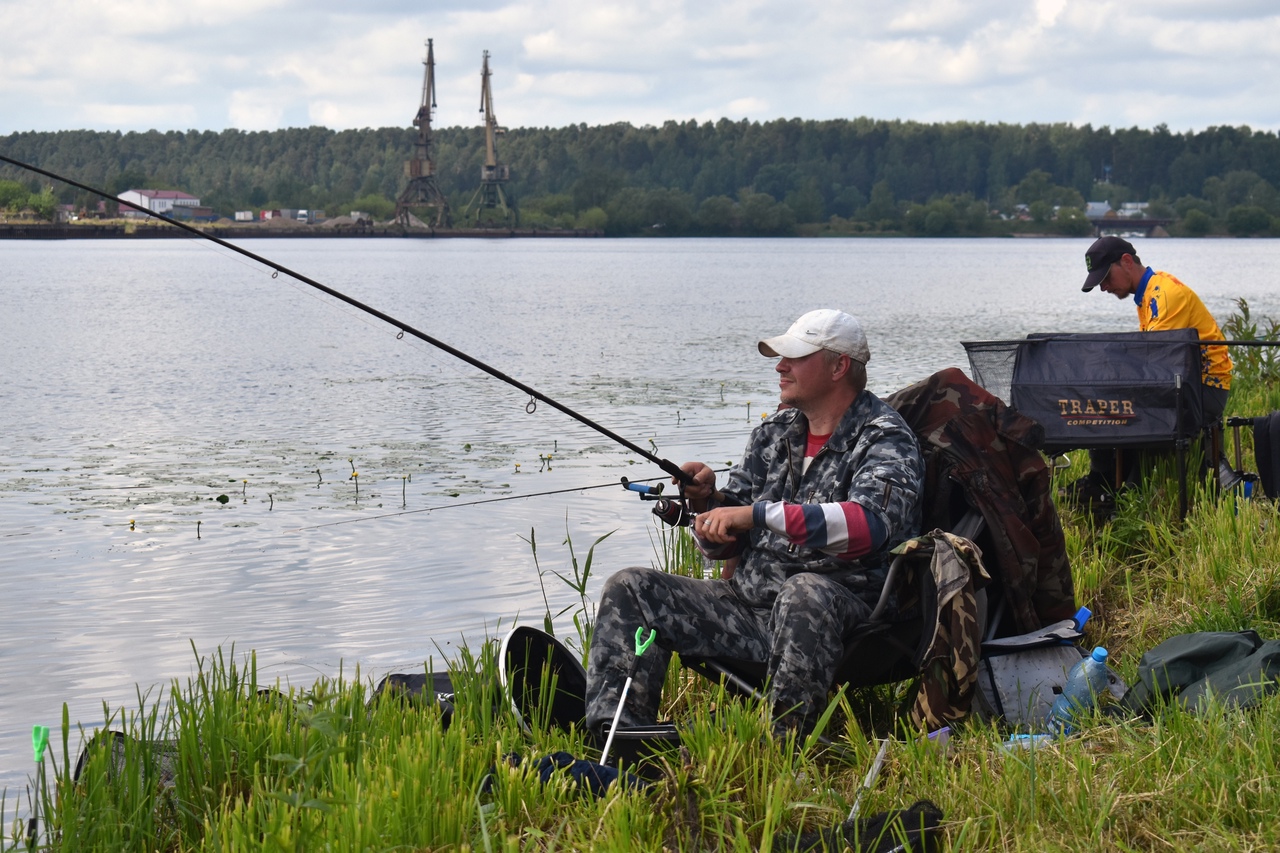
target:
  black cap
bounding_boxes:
[1082,236,1136,292]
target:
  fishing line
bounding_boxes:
[0,153,694,486]
[292,467,733,531]
[271,271,483,383]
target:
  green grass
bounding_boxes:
[11,385,1280,851]
[19,643,1280,851]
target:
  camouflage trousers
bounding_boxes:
[585,567,872,736]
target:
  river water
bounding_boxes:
[2,236,1278,801]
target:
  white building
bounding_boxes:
[117,189,201,215]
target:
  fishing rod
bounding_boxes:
[0,154,697,500]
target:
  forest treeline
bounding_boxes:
[3,119,1280,236]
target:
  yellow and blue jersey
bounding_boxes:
[1135,268,1232,390]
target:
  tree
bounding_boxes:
[828,184,866,219]
[1175,195,1214,217]
[604,187,648,235]
[1180,208,1213,236]
[28,187,58,221]
[1203,171,1277,217]
[1226,205,1271,236]
[0,179,27,210]
[1094,182,1136,211]
[575,207,607,230]
[572,168,623,212]
[525,193,574,217]
[1016,169,1085,211]
[1055,207,1093,236]
[696,195,736,234]
[738,191,795,235]
[1015,169,1055,204]
[349,193,395,220]
[904,200,959,235]
[753,163,800,200]
[962,200,989,234]
[861,180,899,225]
[923,201,959,235]
[641,188,694,233]
[110,168,147,195]
[783,180,825,223]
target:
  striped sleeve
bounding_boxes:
[751,500,885,560]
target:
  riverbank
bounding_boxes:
[0,219,1204,241]
[0,221,1185,241]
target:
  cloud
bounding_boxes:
[514,70,651,99]
[726,97,769,117]
[228,91,288,131]
[80,103,200,128]
[0,0,1277,133]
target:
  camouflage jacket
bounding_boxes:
[705,390,925,608]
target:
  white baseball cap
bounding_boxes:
[758,309,871,364]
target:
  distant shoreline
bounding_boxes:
[0,222,604,240]
[6,221,1257,241]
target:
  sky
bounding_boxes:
[2,0,1278,135]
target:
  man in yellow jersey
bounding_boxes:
[1069,236,1233,505]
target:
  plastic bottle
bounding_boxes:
[1045,647,1109,734]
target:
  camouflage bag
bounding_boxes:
[896,531,989,730]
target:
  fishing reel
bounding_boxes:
[621,477,693,527]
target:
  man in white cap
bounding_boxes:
[585,309,925,738]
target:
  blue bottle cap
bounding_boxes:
[1091,647,1108,662]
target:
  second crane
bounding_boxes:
[462,51,516,227]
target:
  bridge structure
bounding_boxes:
[1089,217,1174,237]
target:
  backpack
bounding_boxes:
[971,619,1126,729]
[1120,630,1280,715]
[370,671,459,727]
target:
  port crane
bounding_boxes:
[395,39,450,229]
[462,50,515,226]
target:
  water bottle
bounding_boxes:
[1046,647,1109,734]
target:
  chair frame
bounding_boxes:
[681,508,987,706]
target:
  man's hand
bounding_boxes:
[677,461,719,511]
[694,506,753,544]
